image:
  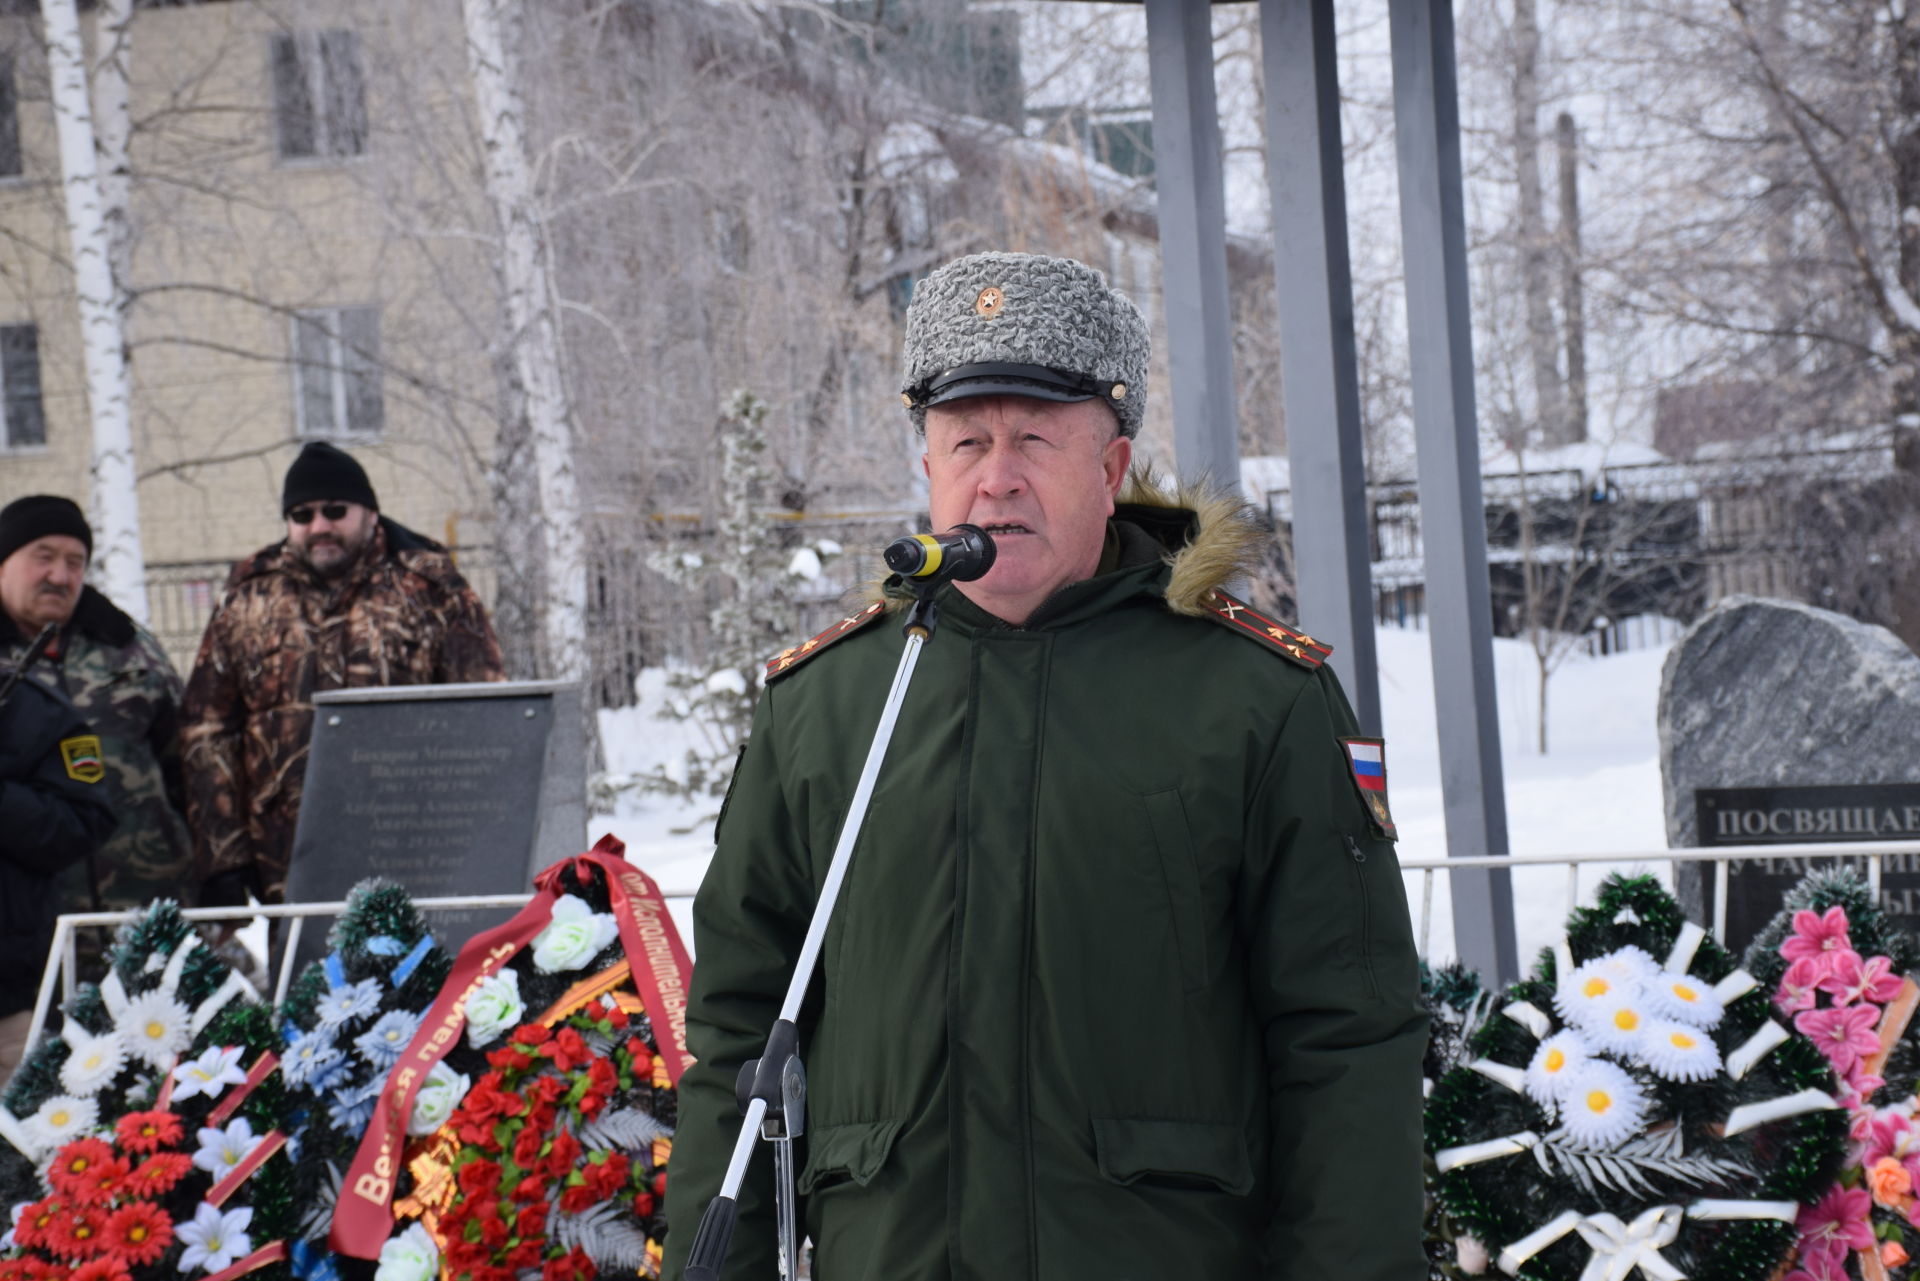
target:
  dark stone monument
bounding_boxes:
[1661,596,1920,951]
[284,681,587,966]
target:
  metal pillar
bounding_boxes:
[1257,0,1381,732]
[1387,0,1518,983]
[1144,0,1241,493]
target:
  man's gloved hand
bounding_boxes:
[197,865,263,909]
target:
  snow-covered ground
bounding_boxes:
[594,627,1677,970]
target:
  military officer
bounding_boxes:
[665,252,1426,1281]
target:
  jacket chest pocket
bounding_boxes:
[1141,788,1208,997]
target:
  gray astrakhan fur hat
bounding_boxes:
[899,251,1150,438]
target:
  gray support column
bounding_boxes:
[1387,0,1518,982]
[1144,0,1241,492]
[1258,0,1380,731]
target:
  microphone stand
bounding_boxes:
[683,580,949,1281]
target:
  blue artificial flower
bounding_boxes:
[327,1077,384,1132]
[313,978,383,1031]
[282,1028,347,1087]
[355,1008,423,1070]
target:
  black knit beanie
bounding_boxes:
[282,441,378,515]
[0,494,93,566]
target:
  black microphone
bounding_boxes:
[884,524,997,582]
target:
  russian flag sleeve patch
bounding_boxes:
[1339,737,1396,840]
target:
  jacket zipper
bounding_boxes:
[1344,835,1379,1000]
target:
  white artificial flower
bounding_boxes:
[1559,1060,1649,1150]
[1638,1019,1724,1083]
[1645,970,1725,1029]
[314,978,384,1031]
[1524,1030,1593,1106]
[172,1045,249,1103]
[192,1116,260,1178]
[531,894,620,975]
[58,1026,127,1096]
[1593,946,1659,986]
[376,1220,441,1281]
[1583,993,1656,1060]
[0,1200,30,1250]
[1554,950,1653,1037]
[407,1062,471,1137]
[115,987,193,1070]
[20,1094,98,1155]
[177,1202,253,1274]
[1456,1235,1490,1276]
[463,969,525,1048]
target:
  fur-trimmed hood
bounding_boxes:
[1113,465,1268,616]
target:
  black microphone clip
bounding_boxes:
[883,524,997,584]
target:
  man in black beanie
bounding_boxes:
[0,495,194,929]
[181,441,506,906]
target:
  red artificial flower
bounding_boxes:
[513,1124,546,1168]
[0,1260,66,1281]
[487,1043,532,1071]
[505,1238,546,1270]
[546,1028,592,1073]
[559,1181,598,1215]
[456,1077,528,1147]
[542,1247,597,1281]
[49,1205,106,1260]
[511,1024,551,1048]
[625,1038,653,1069]
[605,1005,630,1030]
[100,1201,173,1267]
[125,1151,192,1198]
[631,1187,655,1218]
[584,1152,630,1200]
[114,1109,183,1155]
[48,1136,114,1190]
[479,1210,511,1249]
[543,1131,582,1178]
[459,1159,504,1200]
[13,1196,64,1250]
[527,1076,568,1108]
[511,1173,549,1205]
[68,1256,133,1281]
[514,1203,546,1239]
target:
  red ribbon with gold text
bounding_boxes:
[329,834,694,1258]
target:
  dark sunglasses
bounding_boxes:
[287,502,353,525]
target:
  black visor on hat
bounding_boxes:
[908,361,1118,409]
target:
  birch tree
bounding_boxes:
[41,0,146,620]
[461,0,587,684]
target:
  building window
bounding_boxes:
[0,324,45,449]
[271,30,367,160]
[292,307,383,439]
[0,53,20,179]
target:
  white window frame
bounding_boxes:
[290,306,383,441]
[270,29,368,162]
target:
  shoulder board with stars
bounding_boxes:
[765,601,888,682]
[1197,590,1333,671]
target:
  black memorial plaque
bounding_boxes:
[1691,783,1920,953]
[284,682,585,974]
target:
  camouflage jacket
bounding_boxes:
[0,587,194,914]
[180,518,505,903]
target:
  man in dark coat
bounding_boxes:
[663,253,1428,1280]
[0,495,194,918]
[180,442,505,906]
[0,651,117,1083]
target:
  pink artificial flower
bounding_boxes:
[1821,952,1905,1007]
[1795,1234,1847,1281]
[1784,907,1854,965]
[1868,1111,1920,1169]
[1777,956,1831,1015]
[1798,1185,1877,1267]
[1796,1004,1883,1074]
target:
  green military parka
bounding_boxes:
[663,480,1428,1281]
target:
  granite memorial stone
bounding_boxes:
[1662,596,1920,950]
[284,680,587,965]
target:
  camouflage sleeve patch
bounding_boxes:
[765,602,888,682]
[60,734,106,784]
[1196,590,1333,670]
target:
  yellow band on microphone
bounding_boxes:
[911,534,943,576]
